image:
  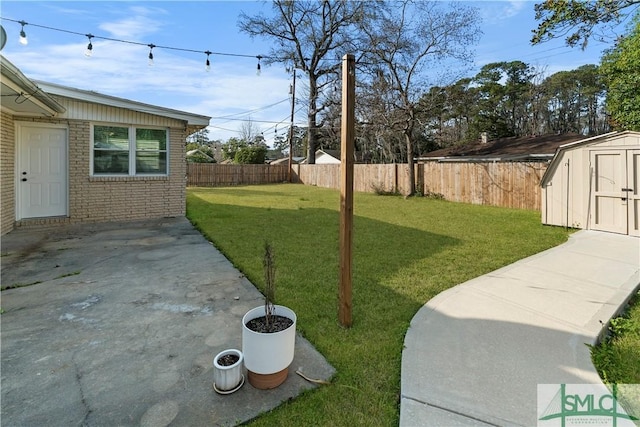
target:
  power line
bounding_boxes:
[212,117,294,125]
[261,105,307,136]
[210,98,290,120]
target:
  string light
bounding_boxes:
[18,20,27,45]
[205,50,211,72]
[0,16,338,73]
[84,34,93,57]
[147,43,155,66]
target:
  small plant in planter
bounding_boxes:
[242,242,297,389]
[212,348,244,394]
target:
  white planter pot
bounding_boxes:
[212,348,244,394]
[242,305,296,388]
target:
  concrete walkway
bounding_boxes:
[1,218,334,426]
[400,230,640,426]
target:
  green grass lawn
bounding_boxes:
[187,184,571,426]
[590,291,640,421]
[591,291,640,385]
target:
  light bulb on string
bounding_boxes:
[256,55,262,76]
[147,43,155,66]
[18,21,28,45]
[205,51,212,72]
[84,34,94,57]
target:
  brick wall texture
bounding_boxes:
[1,115,187,234]
[1,111,16,235]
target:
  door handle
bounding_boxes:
[621,188,633,192]
[21,178,27,182]
[22,171,27,175]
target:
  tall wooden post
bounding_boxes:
[288,70,296,183]
[339,54,355,328]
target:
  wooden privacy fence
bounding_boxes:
[421,162,548,210]
[293,164,411,194]
[293,162,548,210]
[187,162,548,210]
[187,163,288,186]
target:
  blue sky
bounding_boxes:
[0,1,630,145]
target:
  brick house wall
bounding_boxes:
[1,110,16,235]
[4,111,190,234]
[66,121,187,224]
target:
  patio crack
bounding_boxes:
[72,354,93,425]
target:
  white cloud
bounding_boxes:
[503,1,527,19]
[478,0,529,25]
[2,5,295,143]
[99,15,163,40]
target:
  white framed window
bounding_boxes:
[92,124,168,175]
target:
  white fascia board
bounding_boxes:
[556,131,618,150]
[1,56,66,114]
[34,80,210,127]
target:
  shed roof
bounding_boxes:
[539,131,623,187]
[421,133,586,162]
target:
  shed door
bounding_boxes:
[628,150,640,236]
[590,149,639,235]
[17,125,68,219]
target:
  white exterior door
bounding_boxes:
[627,150,640,236]
[17,125,68,219]
[590,149,639,235]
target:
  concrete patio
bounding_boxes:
[0,217,334,426]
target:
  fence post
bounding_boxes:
[417,163,424,195]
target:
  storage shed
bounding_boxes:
[540,131,640,236]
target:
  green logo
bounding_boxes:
[538,384,639,427]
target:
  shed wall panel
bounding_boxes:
[541,131,640,234]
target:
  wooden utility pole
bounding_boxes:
[339,54,355,328]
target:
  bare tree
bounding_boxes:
[238,0,366,163]
[360,1,481,195]
[239,118,262,144]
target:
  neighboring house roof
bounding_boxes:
[186,149,214,162]
[34,80,210,134]
[420,133,587,162]
[1,55,66,116]
[540,131,620,187]
[301,149,369,163]
[319,149,342,160]
[269,156,304,165]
